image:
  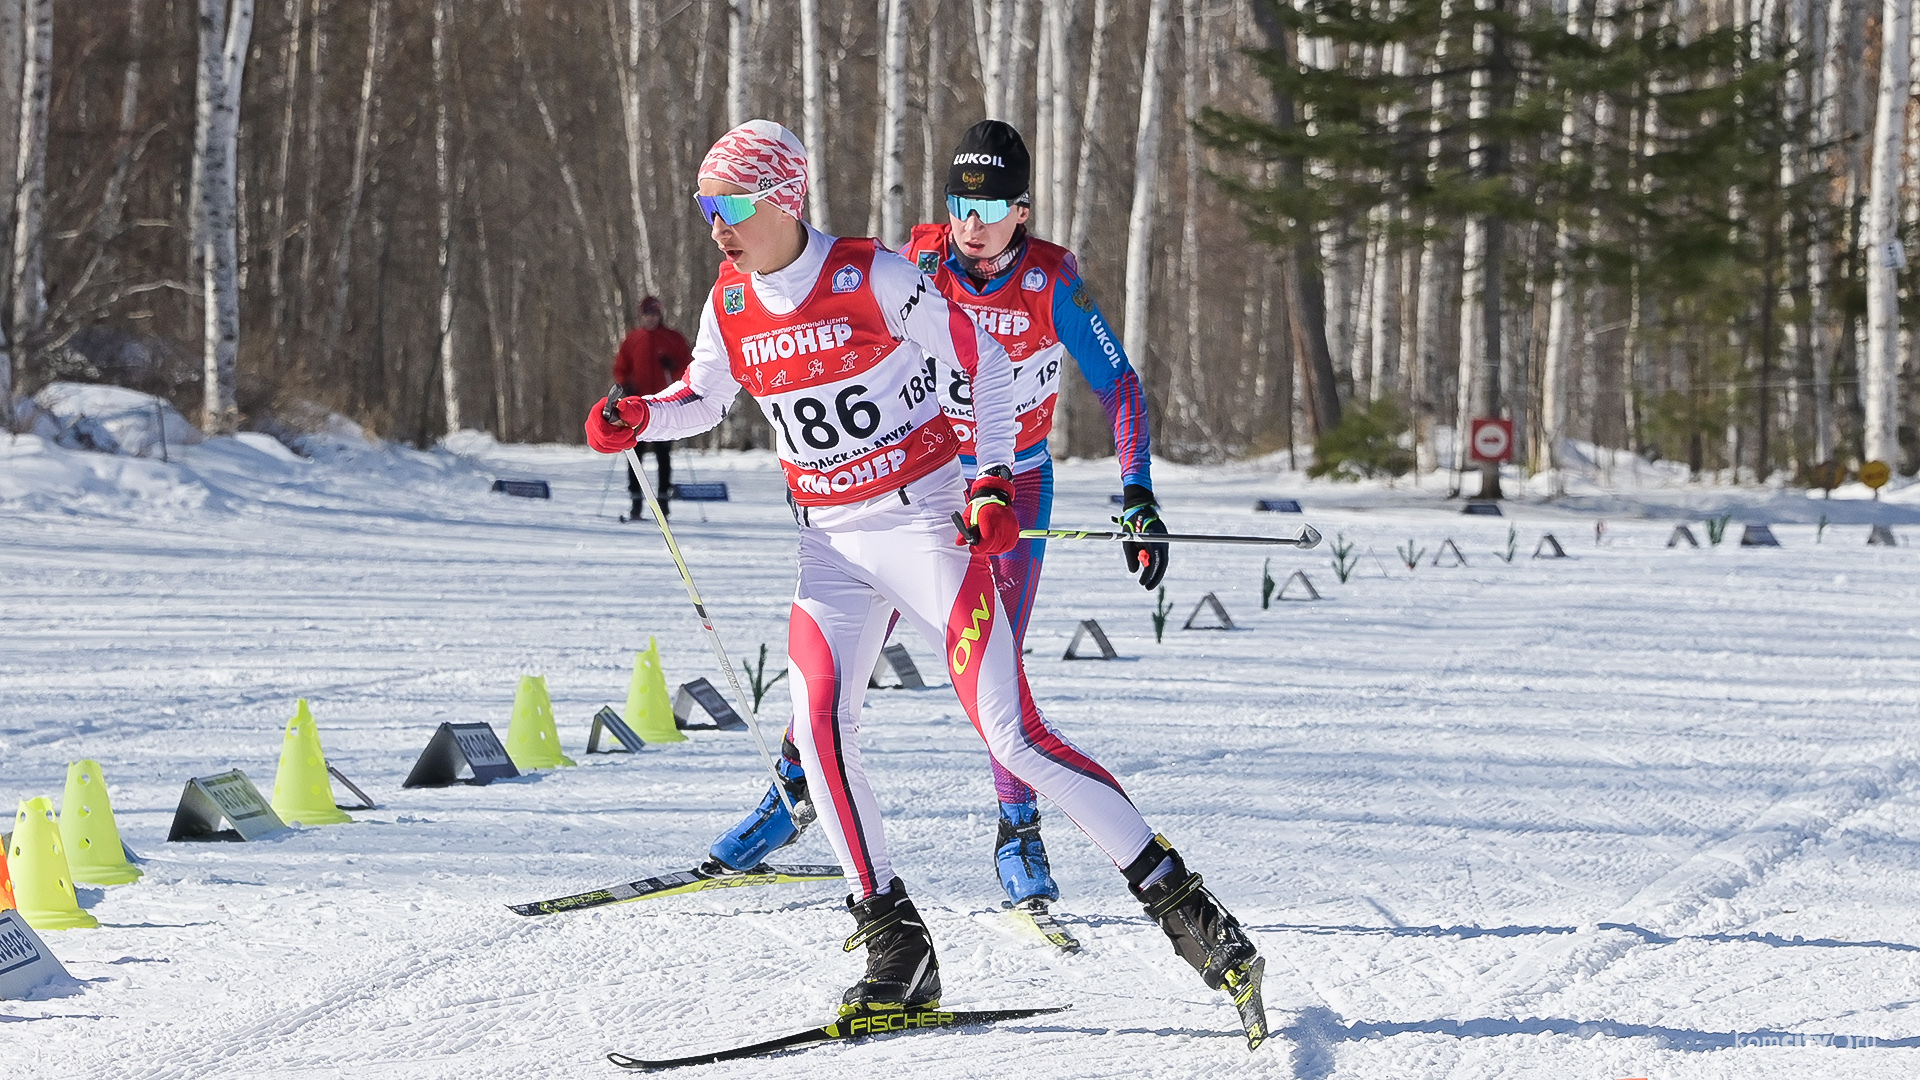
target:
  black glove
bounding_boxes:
[1118,483,1169,590]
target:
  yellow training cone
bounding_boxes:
[505,675,578,769]
[625,638,685,744]
[271,699,354,826]
[59,760,143,885]
[9,798,96,930]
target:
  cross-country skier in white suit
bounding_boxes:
[585,120,1261,1027]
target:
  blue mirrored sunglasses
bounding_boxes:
[947,195,1017,225]
[694,176,803,226]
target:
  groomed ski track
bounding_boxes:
[4,432,1920,1078]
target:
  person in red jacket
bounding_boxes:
[611,296,693,519]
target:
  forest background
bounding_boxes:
[5,0,1918,492]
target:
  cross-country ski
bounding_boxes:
[507,862,844,916]
[605,1004,1072,1071]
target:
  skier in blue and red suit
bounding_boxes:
[706,120,1171,918]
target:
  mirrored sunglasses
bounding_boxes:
[946,195,1017,225]
[694,176,803,226]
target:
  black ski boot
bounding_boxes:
[840,878,941,1016]
[629,498,647,522]
[1124,835,1268,1049]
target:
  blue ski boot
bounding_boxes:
[706,738,815,873]
[994,801,1060,905]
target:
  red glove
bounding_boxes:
[953,468,1019,555]
[585,396,650,453]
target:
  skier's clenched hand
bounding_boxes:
[586,393,650,453]
[1119,484,1169,589]
[953,467,1019,555]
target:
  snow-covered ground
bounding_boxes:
[4,415,1920,1079]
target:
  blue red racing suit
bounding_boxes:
[900,223,1152,806]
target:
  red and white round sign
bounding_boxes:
[1469,418,1513,463]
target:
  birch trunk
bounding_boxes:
[614,0,657,298]
[880,0,906,247]
[505,0,621,348]
[198,0,254,434]
[0,0,12,420]
[923,11,943,223]
[1807,0,1842,462]
[433,0,459,434]
[1176,0,1202,432]
[726,0,749,127]
[1066,0,1109,253]
[1047,0,1070,235]
[984,0,1010,118]
[1122,0,1172,386]
[474,201,509,437]
[268,0,299,350]
[800,0,828,226]
[294,0,324,350]
[100,0,147,245]
[9,0,50,359]
[319,0,388,376]
[1005,0,1033,125]
[1864,0,1910,468]
[1033,1,1053,237]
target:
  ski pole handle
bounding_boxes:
[602,384,627,427]
[950,510,981,547]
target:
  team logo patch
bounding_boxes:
[1022,268,1047,292]
[723,284,746,314]
[832,265,863,293]
[917,250,941,274]
[1069,284,1094,313]
[961,170,986,189]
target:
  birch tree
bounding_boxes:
[613,0,658,297]
[880,0,907,247]
[434,0,460,434]
[1122,0,1172,386]
[194,0,253,433]
[0,0,23,418]
[727,0,750,127]
[1863,0,1909,468]
[9,0,50,364]
[1066,0,1110,254]
[319,0,387,379]
[800,0,829,226]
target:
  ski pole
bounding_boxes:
[1018,524,1322,548]
[604,390,796,820]
[954,517,1323,550]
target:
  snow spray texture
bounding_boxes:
[717,240,959,504]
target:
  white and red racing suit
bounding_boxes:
[631,222,1156,897]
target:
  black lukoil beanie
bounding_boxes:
[946,120,1031,203]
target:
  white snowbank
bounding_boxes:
[21,380,205,458]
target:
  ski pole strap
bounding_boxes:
[1018,524,1323,549]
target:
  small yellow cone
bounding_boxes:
[58,760,143,885]
[624,638,685,744]
[9,798,96,930]
[271,700,354,826]
[505,675,578,769]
